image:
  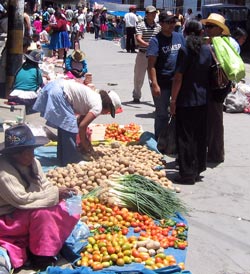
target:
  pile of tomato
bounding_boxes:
[77,197,188,271]
[104,123,141,143]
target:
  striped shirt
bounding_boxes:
[136,19,161,52]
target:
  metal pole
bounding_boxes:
[5,0,24,98]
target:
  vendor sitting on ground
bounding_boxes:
[8,50,44,114]
[65,49,88,79]
[0,123,79,274]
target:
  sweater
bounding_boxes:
[0,155,59,216]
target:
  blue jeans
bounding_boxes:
[153,85,171,140]
[94,25,100,39]
[57,128,83,167]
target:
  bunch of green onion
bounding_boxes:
[85,174,188,219]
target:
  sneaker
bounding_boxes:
[132,98,140,103]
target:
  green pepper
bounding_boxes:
[177,233,187,240]
[165,219,176,227]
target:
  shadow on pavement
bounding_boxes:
[135,112,155,119]
[122,100,155,108]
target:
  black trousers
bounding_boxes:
[176,105,207,178]
[125,27,136,52]
[207,101,224,162]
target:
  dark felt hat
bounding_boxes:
[0,124,49,154]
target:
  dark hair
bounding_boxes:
[54,11,63,19]
[184,20,203,55]
[99,90,112,110]
[32,33,40,39]
[232,27,248,41]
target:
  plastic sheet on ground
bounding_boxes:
[42,263,191,274]
[35,145,58,172]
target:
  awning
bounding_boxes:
[107,10,145,18]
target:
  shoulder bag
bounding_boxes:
[209,45,229,90]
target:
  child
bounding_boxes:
[32,33,41,49]
[33,15,42,34]
[70,17,80,49]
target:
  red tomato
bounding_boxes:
[155,257,163,264]
[92,262,103,270]
[107,246,116,255]
[130,221,139,227]
[134,227,141,233]
[162,228,170,237]
[140,231,148,237]
[121,227,129,235]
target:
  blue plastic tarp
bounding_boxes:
[107,10,145,18]
[35,146,191,273]
[35,145,58,173]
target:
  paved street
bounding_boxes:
[4,32,250,274]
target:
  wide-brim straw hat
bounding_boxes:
[0,124,48,154]
[71,50,85,62]
[201,13,230,35]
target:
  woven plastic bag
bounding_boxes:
[224,88,249,113]
[212,37,245,82]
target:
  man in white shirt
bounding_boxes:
[123,6,138,53]
[132,5,161,103]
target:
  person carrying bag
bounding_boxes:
[208,44,231,103]
[212,36,245,83]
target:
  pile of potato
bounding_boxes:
[46,143,180,194]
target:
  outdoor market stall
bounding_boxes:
[32,122,191,274]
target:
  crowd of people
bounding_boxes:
[0,3,248,274]
[127,6,247,184]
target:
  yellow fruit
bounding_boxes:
[110,254,118,262]
[116,258,125,266]
[123,256,132,264]
[88,237,96,245]
[122,243,132,251]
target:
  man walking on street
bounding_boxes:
[123,6,138,53]
[132,5,161,103]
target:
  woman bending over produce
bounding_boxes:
[0,124,79,274]
[33,79,121,166]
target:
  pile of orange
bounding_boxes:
[78,197,186,271]
[104,123,141,143]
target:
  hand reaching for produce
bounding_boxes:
[59,187,78,200]
[78,140,94,155]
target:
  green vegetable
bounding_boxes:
[93,174,188,219]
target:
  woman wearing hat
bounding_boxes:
[33,79,121,166]
[65,50,88,79]
[8,50,44,114]
[201,13,232,163]
[0,124,79,273]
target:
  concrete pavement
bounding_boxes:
[7,33,250,273]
